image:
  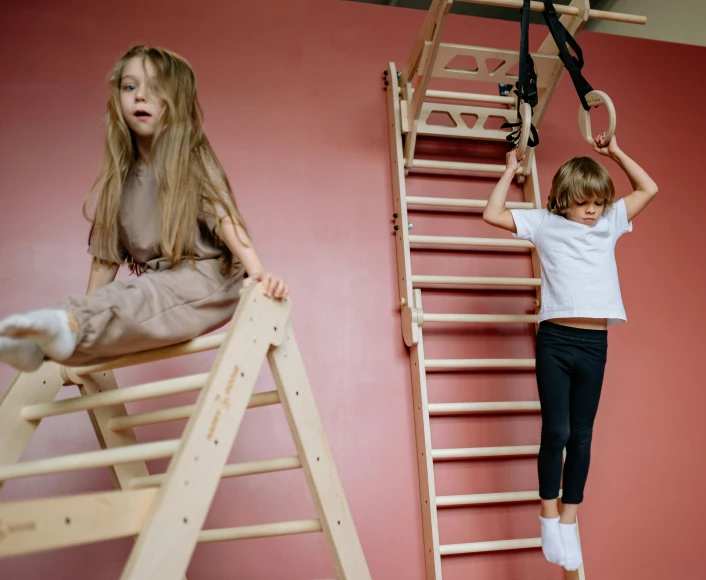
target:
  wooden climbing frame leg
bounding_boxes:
[268,321,371,580]
[0,363,65,488]
[119,286,292,580]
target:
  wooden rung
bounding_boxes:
[129,455,302,489]
[423,313,538,324]
[108,391,280,431]
[428,401,540,415]
[456,0,647,25]
[407,159,528,176]
[22,373,210,421]
[198,519,322,543]
[0,440,179,482]
[406,196,534,211]
[432,445,539,460]
[70,332,227,376]
[424,89,515,105]
[412,275,541,287]
[440,537,542,555]
[437,491,541,507]
[409,235,534,249]
[426,359,535,371]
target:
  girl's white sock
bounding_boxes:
[559,521,583,571]
[0,309,77,361]
[540,515,565,566]
[0,337,45,372]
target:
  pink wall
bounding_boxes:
[1,0,704,578]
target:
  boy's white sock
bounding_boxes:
[0,337,45,372]
[0,309,77,361]
[559,521,583,571]
[540,515,565,566]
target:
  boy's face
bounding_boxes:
[566,195,605,227]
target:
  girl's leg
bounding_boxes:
[0,310,79,361]
[0,337,45,372]
[535,323,573,566]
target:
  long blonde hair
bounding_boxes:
[85,45,247,273]
[547,157,615,216]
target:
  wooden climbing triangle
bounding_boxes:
[0,283,371,579]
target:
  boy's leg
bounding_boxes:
[535,323,573,567]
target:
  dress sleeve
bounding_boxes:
[87,229,128,264]
[509,208,548,245]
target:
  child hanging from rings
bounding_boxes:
[0,45,288,372]
[483,133,658,572]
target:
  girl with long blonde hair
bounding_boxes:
[0,45,287,370]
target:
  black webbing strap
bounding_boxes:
[501,0,539,149]
[541,0,594,110]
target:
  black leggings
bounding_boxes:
[536,321,608,505]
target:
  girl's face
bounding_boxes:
[119,56,164,141]
[566,195,605,227]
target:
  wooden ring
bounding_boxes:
[578,90,616,146]
[516,102,532,159]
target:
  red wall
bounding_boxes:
[0,0,704,578]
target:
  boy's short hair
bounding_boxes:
[547,157,615,216]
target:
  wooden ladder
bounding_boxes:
[0,283,371,580]
[385,1,645,578]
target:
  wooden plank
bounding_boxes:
[433,44,559,86]
[386,61,417,347]
[407,291,442,579]
[119,284,291,580]
[269,321,371,580]
[441,537,542,555]
[0,363,65,481]
[0,488,157,557]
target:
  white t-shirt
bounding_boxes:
[510,198,632,325]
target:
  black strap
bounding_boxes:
[501,0,540,149]
[541,0,594,110]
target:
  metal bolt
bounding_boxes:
[393,213,398,219]
[394,225,399,231]
[408,223,413,230]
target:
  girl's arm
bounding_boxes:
[86,258,119,295]
[483,150,522,233]
[217,217,289,299]
[593,134,658,221]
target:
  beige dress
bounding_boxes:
[59,166,246,366]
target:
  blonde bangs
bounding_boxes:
[547,157,615,216]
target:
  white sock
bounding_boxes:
[540,515,565,566]
[560,522,583,571]
[0,337,45,372]
[0,309,77,361]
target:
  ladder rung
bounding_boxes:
[0,440,180,482]
[409,235,534,249]
[407,159,528,176]
[199,519,322,543]
[437,491,541,507]
[423,313,538,324]
[428,401,540,415]
[129,456,302,489]
[412,275,541,287]
[408,102,517,142]
[440,537,542,555]
[109,391,280,431]
[406,196,534,210]
[432,446,539,460]
[425,359,535,370]
[21,373,209,421]
[424,89,515,106]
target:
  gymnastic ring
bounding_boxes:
[516,102,532,159]
[578,90,616,146]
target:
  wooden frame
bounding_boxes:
[397,0,644,177]
[0,283,370,579]
[383,0,646,576]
